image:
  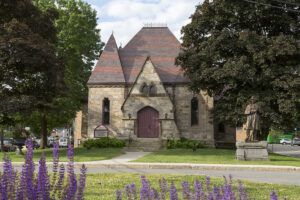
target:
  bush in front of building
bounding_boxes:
[167,137,204,149]
[83,138,126,148]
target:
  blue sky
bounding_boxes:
[85,0,203,46]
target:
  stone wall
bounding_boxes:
[172,85,215,146]
[122,59,179,140]
[87,85,125,138]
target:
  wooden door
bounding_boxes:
[138,107,159,138]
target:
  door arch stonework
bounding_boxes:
[137,106,159,138]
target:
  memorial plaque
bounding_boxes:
[94,125,108,138]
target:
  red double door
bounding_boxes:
[137,106,159,138]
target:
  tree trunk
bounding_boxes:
[0,129,4,152]
[40,113,48,149]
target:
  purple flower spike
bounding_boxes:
[182,181,191,200]
[170,181,178,200]
[130,184,137,200]
[270,190,279,200]
[37,153,51,200]
[140,175,152,199]
[159,178,168,200]
[77,164,87,200]
[66,144,77,200]
[116,189,122,200]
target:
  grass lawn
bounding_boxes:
[132,148,300,167]
[0,147,124,162]
[84,173,300,199]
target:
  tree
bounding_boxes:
[30,0,103,146]
[0,0,66,147]
[176,0,300,132]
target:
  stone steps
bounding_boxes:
[124,138,166,152]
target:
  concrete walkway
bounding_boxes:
[3,151,300,185]
[5,151,300,172]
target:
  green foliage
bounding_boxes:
[83,138,126,148]
[167,137,204,149]
[0,0,65,116]
[176,0,300,130]
[27,0,104,145]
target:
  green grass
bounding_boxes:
[132,148,300,167]
[83,173,300,199]
[0,147,124,162]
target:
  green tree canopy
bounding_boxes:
[176,0,300,130]
[29,0,103,147]
[0,0,65,117]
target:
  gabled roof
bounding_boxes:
[88,26,189,86]
[121,56,174,111]
[88,34,125,85]
[119,27,189,84]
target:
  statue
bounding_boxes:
[244,96,263,142]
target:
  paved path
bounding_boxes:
[3,151,300,186]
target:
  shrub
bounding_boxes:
[115,175,283,200]
[167,137,204,149]
[0,140,87,199]
[83,138,126,148]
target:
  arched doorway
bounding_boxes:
[137,106,159,138]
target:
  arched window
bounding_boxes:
[102,98,110,125]
[191,97,199,126]
[149,85,156,95]
[140,83,148,94]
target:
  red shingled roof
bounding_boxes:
[88,26,189,85]
[88,34,125,84]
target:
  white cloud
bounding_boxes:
[88,0,203,46]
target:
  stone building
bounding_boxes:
[82,25,217,150]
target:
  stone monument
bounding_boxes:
[236,96,269,161]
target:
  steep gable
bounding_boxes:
[119,26,189,84]
[122,57,173,117]
[88,34,125,85]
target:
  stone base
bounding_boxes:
[236,141,269,161]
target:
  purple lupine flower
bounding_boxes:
[125,185,132,200]
[194,179,201,200]
[206,192,214,200]
[1,155,14,199]
[238,180,247,200]
[76,164,87,200]
[182,181,191,200]
[66,144,77,200]
[159,178,167,200]
[151,188,159,200]
[55,163,65,198]
[51,142,60,190]
[270,190,279,200]
[140,175,152,200]
[205,176,211,191]
[37,153,51,200]
[169,181,178,200]
[213,185,222,200]
[15,139,35,200]
[130,184,137,200]
[116,189,122,200]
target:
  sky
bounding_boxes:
[85,0,203,47]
